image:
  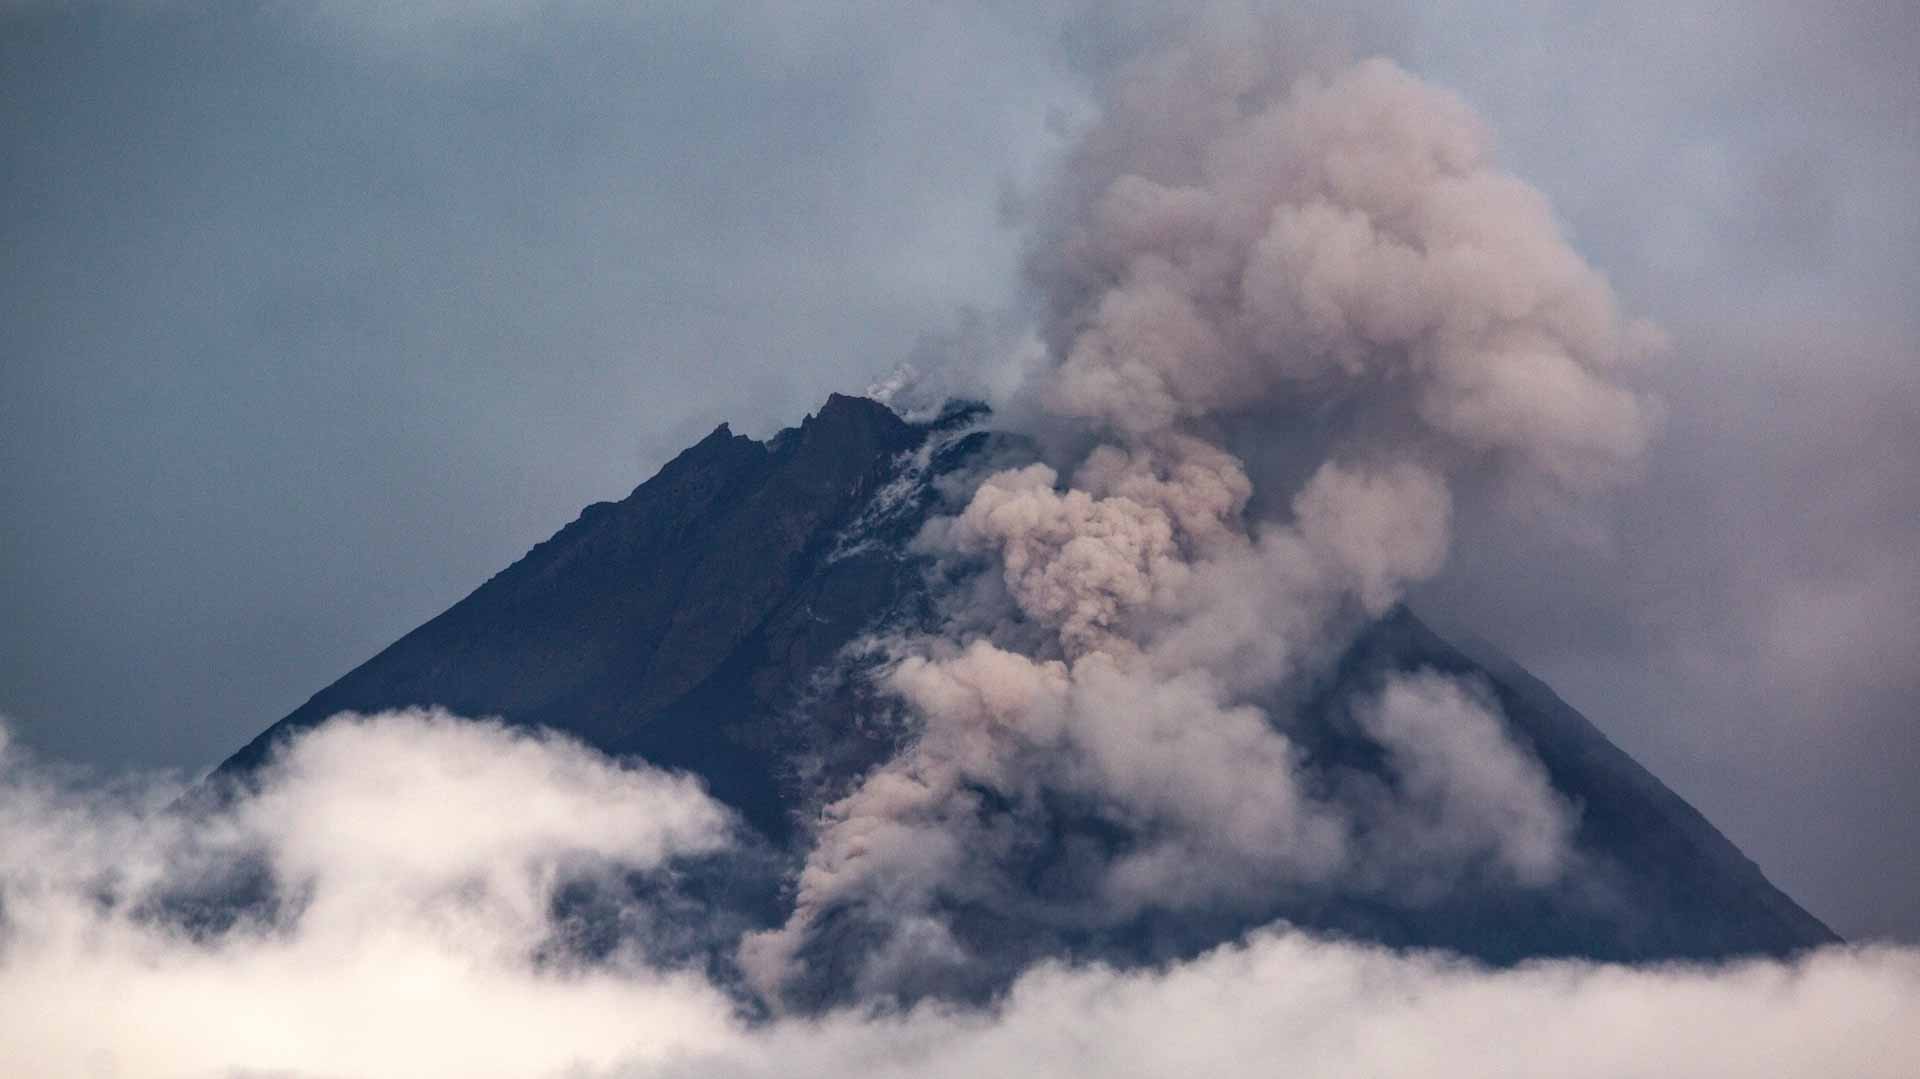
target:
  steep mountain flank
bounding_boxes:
[216,394,1835,991]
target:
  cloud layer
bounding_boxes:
[0,712,741,1077]
[1,713,1914,1077]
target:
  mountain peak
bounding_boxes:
[212,392,1835,1005]
[802,392,910,440]
[818,391,886,417]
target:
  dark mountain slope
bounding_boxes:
[215,393,1836,978]
[219,394,952,838]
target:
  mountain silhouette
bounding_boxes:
[214,393,1836,998]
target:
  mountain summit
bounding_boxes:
[216,395,1835,1000]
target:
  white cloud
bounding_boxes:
[642,932,1920,1079]
[2,713,1914,1078]
[0,712,739,1078]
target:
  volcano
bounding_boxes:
[214,393,1836,999]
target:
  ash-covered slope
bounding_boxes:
[216,394,1835,984]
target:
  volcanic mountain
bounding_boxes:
[214,393,1836,997]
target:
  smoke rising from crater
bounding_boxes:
[741,9,1655,1001]
[1031,54,1662,491]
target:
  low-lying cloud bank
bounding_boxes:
[657,935,1920,1079]
[0,712,740,1077]
[0,712,1912,1078]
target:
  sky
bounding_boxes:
[2,0,1916,954]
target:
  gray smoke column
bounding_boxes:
[741,10,1658,1002]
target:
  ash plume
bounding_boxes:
[741,9,1651,1002]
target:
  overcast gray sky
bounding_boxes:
[3,2,1914,941]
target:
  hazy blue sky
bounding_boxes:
[4,2,1914,940]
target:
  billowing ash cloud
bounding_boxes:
[1033,53,1662,489]
[1,713,1915,1077]
[739,10,1650,1001]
